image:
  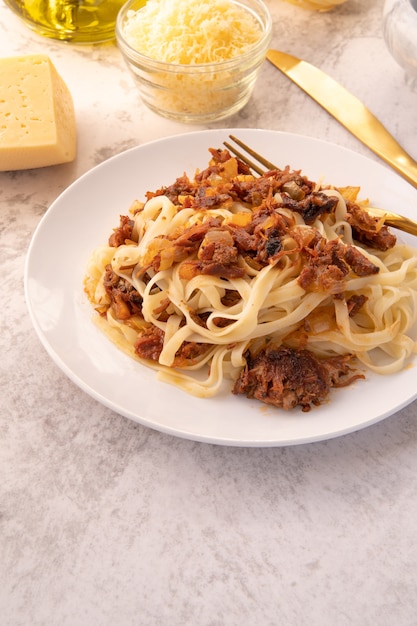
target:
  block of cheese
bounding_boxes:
[0,54,76,171]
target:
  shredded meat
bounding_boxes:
[134,325,210,365]
[226,204,293,267]
[209,148,252,175]
[344,245,380,276]
[346,202,397,251]
[135,326,164,361]
[230,166,315,206]
[233,346,364,412]
[188,191,232,209]
[298,237,379,293]
[103,265,142,319]
[108,215,134,247]
[173,218,222,249]
[148,173,196,205]
[346,294,368,316]
[281,192,338,224]
[175,223,246,279]
[174,341,211,366]
[178,259,246,280]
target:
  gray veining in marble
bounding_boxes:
[1,1,417,624]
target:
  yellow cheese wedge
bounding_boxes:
[0,54,76,171]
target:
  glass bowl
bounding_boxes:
[115,0,272,123]
[383,0,417,90]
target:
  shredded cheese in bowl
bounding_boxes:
[122,0,264,64]
[116,0,272,123]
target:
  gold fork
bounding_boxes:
[223,135,417,238]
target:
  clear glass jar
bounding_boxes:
[383,0,417,90]
[4,0,126,43]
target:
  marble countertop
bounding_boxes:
[2,1,417,624]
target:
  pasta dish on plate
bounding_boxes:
[84,147,417,411]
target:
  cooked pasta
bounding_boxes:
[84,148,417,411]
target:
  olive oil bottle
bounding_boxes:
[5,0,126,43]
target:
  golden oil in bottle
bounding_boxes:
[5,0,127,43]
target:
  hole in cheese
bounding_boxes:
[0,54,77,171]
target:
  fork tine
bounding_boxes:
[227,134,280,171]
[223,140,266,176]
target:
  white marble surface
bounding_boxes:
[2,1,417,624]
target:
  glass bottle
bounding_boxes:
[383,0,417,90]
[4,0,127,43]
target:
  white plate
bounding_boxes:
[25,129,417,446]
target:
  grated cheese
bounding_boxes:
[122,0,263,65]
